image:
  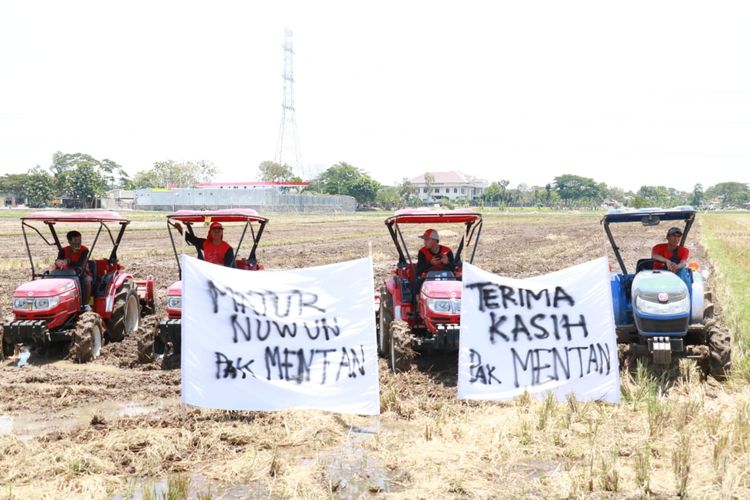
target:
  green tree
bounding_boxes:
[306,162,380,207]
[50,152,114,207]
[0,173,29,204]
[256,161,301,182]
[375,186,403,209]
[25,167,55,207]
[423,172,435,202]
[705,182,750,208]
[554,174,605,207]
[398,178,420,206]
[690,183,704,207]
[131,160,219,189]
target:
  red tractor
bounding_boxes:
[377,209,483,372]
[1,211,155,362]
[144,209,268,368]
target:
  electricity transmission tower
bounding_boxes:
[275,29,303,178]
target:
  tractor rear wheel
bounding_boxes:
[706,319,731,381]
[378,288,393,357]
[136,317,163,364]
[107,280,140,342]
[388,320,414,373]
[70,312,103,363]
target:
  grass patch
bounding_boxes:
[699,213,750,381]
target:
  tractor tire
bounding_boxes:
[107,280,140,342]
[378,288,394,357]
[136,317,163,364]
[388,320,415,373]
[161,351,180,370]
[1,327,15,360]
[70,312,103,363]
[706,320,731,381]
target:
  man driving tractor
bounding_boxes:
[54,230,92,309]
[651,226,690,287]
[416,229,455,277]
[174,221,235,267]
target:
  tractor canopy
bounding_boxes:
[602,206,696,275]
[22,211,130,224]
[20,210,130,280]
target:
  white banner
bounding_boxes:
[181,256,380,415]
[458,258,619,403]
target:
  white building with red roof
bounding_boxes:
[409,171,487,202]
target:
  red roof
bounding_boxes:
[386,208,481,224]
[23,211,128,223]
[166,209,268,224]
[195,181,309,188]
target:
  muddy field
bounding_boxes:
[1,210,747,498]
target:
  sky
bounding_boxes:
[0,1,748,192]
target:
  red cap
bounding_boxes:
[420,228,439,240]
[209,221,224,230]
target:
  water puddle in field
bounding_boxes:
[322,422,392,496]
[114,474,257,500]
[0,399,171,440]
[17,348,30,367]
[113,423,393,499]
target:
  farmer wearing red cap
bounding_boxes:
[416,228,455,277]
[174,221,235,267]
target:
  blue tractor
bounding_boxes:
[603,206,730,379]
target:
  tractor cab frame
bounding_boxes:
[378,208,483,371]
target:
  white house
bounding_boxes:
[409,171,487,202]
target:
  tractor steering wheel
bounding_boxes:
[635,259,657,273]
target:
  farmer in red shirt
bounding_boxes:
[652,226,689,272]
[651,226,691,287]
[416,229,455,277]
[55,230,93,309]
[174,221,235,267]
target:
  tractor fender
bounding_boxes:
[610,274,629,326]
[385,276,398,296]
[105,273,134,313]
[690,271,704,324]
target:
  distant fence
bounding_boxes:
[134,188,357,212]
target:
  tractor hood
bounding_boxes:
[421,280,462,299]
[13,279,77,297]
[632,270,688,302]
[167,280,182,297]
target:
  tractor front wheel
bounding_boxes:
[706,319,731,381]
[1,327,15,360]
[107,280,140,342]
[70,312,103,363]
[388,320,414,373]
[378,288,394,357]
[136,317,163,364]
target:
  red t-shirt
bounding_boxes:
[651,243,689,270]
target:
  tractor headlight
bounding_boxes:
[427,299,461,314]
[167,296,182,310]
[34,297,60,311]
[636,296,690,316]
[13,298,31,310]
[12,297,60,311]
